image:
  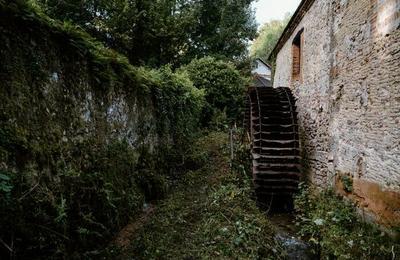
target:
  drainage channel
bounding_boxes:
[268,212,317,260]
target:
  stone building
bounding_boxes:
[251,58,272,80]
[270,0,400,228]
[251,58,273,87]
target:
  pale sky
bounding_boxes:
[252,0,302,28]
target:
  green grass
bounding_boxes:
[117,132,285,259]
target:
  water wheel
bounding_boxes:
[244,87,301,209]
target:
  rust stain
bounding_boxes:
[336,176,400,228]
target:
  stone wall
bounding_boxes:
[274,0,334,186]
[0,19,160,163]
[273,0,400,227]
[0,5,203,256]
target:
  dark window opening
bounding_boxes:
[292,29,304,83]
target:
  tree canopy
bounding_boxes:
[250,13,291,61]
[35,0,257,67]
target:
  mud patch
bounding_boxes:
[113,203,156,249]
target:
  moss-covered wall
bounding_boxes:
[0,2,203,258]
[0,11,158,159]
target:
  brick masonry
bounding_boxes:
[273,0,400,227]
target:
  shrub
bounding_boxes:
[179,57,247,127]
[150,67,204,145]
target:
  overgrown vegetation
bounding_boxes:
[0,1,291,259]
[180,57,248,127]
[0,1,206,258]
[2,2,398,259]
[294,184,400,259]
[117,132,285,259]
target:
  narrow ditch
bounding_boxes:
[254,194,317,259]
[112,202,156,251]
[268,212,317,260]
[252,192,317,259]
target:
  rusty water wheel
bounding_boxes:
[244,87,301,211]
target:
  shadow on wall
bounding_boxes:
[297,100,318,185]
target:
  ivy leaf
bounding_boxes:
[0,173,10,181]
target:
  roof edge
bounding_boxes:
[255,58,272,69]
[268,0,316,61]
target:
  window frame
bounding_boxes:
[291,28,304,83]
